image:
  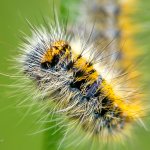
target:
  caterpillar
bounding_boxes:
[16,0,146,149]
[18,20,144,146]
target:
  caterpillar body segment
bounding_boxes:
[79,0,140,73]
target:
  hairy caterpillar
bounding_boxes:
[16,12,144,146]
[16,0,146,149]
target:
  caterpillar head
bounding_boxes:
[19,25,74,97]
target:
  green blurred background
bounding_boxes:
[0,0,150,150]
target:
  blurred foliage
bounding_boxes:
[0,0,150,150]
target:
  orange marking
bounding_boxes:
[41,40,71,63]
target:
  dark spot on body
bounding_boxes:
[41,55,59,69]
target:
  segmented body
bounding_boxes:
[80,0,139,72]
[17,0,145,145]
[22,31,142,138]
